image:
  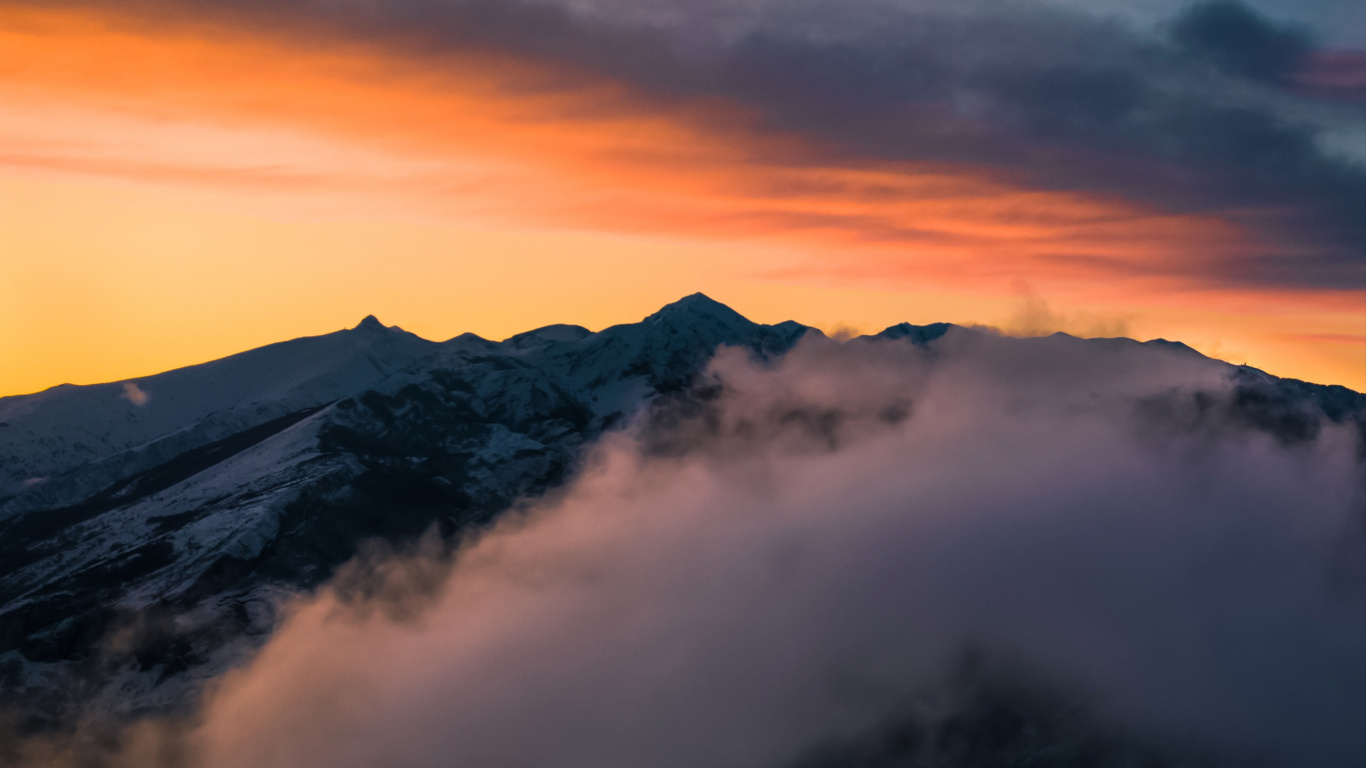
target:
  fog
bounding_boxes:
[18,330,1366,767]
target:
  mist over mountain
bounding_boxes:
[0,295,1361,767]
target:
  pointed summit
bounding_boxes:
[353,315,386,331]
[646,293,751,328]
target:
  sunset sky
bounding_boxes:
[1,0,1363,395]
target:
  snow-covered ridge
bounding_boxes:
[0,293,1359,728]
[0,322,439,504]
[0,293,827,722]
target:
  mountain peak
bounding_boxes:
[506,324,593,349]
[354,315,386,331]
[873,322,954,346]
[647,293,751,327]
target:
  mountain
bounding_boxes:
[0,318,439,511]
[0,294,1359,728]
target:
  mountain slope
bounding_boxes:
[0,294,1359,730]
[0,294,820,725]
[0,319,439,513]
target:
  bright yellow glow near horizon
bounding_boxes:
[3,175,1362,397]
[1,5,1362,396]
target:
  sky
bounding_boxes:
[0,0,1362,395]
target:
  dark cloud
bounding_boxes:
[309,0,1366,290]
[789,653,1261,768]
[12,0,1365,288]
[1173,0,1314,83]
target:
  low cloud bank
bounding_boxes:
[18,331,1366,767]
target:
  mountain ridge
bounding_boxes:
[0,294,1360,729]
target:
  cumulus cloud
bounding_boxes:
[121,382,150,406]
[18,331,1363,768]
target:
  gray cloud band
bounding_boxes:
[28,0,1359,290]
[457,0,1366,291]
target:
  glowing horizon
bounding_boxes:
[2,1,1362,396]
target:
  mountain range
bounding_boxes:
[0,293,1360,730]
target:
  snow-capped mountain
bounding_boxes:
[0,317,440,512]
[0,294,1359,727]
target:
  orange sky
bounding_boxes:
[1,4,1362,395]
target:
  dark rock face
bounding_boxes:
[1134,366,1366,453]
